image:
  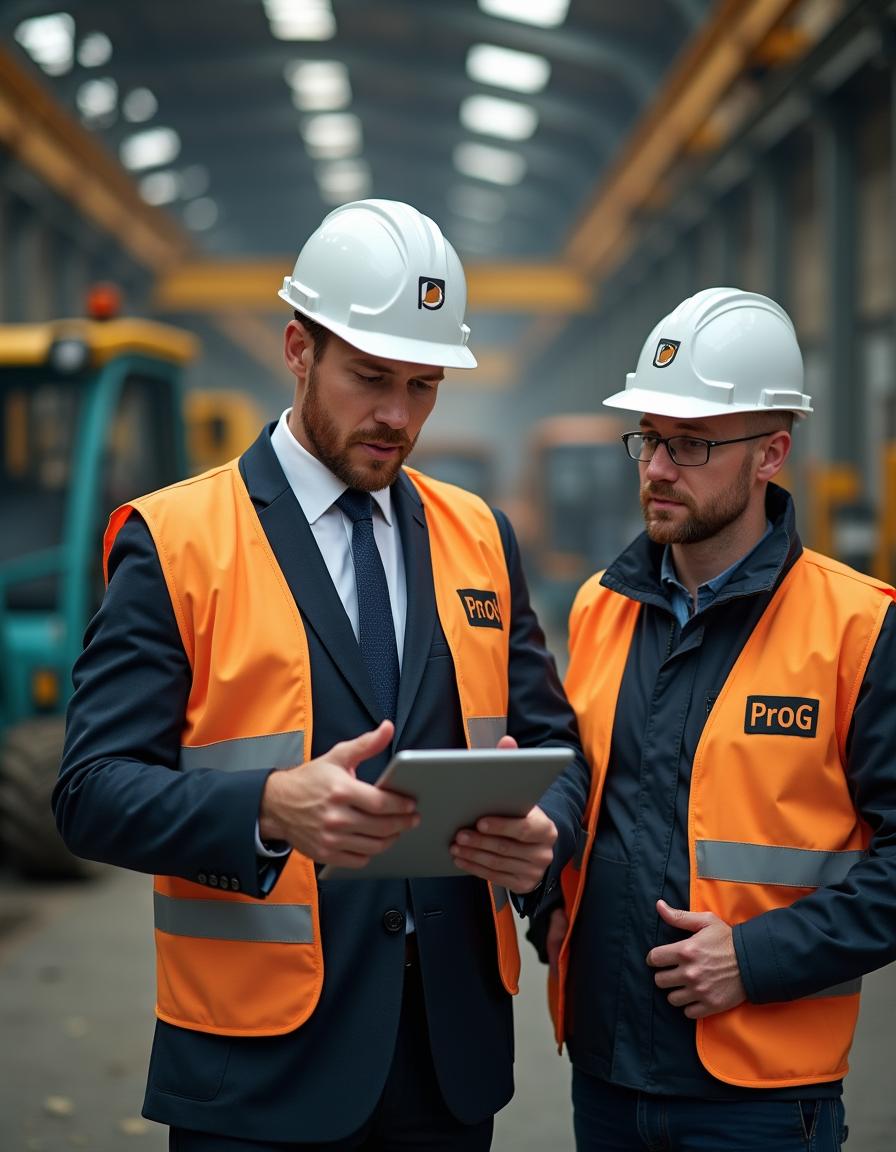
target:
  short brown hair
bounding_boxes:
[293,310,330,364]
[744,409,794,436]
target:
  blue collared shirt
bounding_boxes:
[660,521,774,628]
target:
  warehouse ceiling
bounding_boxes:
[0,0,840,384]
[1,0,711,258]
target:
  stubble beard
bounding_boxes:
[640,451,755,545]
[301,364,415,492]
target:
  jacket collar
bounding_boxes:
[390,472,436,748]
[238,425,436,741]
[601,483,802,612]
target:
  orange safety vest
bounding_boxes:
[552,548,894,1088]
[104,459,520,1037]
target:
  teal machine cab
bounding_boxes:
[0,306,196,876]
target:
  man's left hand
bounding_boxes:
[646,899,746,1019]
[449,734,557,894]
[449,804,557,893]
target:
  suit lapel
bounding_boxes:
[392,471,437,748]
[239,428,382,725]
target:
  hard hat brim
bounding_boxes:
[283,293,477,370]
[602,387,810,419]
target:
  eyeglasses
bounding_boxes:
[621,430,771,467]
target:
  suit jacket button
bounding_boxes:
[197,873,208,885]
[382,909,405,934]
[208,874,219,887]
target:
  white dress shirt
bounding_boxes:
[256,411,408,859]
[271,410,407,662]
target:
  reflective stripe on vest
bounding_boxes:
[555,549,894,1087]
[178,730,305,773]
[154,892,314,943]
[695,841,866,888]
[105,459,519,1036]
[467,716,508,748]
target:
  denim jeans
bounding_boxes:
[572,1069,848,1152]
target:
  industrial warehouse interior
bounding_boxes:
[0,1,895,1149]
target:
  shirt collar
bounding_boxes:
[270,409,394,526]
[660,519,774,602]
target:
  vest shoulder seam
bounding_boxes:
[800,549,895,594]
[134,461,237,508]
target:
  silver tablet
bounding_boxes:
[318,746,574,880]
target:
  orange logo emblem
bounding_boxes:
[653,339,680,368]
[418,277,445,311]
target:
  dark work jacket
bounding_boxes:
[54,427,589,1142]
[562,485,896,1099]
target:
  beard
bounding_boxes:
[640,450,754,545]
[300,364,415,491]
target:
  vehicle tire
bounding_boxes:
[0,717,97,879]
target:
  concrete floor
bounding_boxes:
[0,867,891,1151]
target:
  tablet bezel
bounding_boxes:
[318,745,573,880]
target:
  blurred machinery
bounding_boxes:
[185,388,264,473]
[527,414,642,631]
[410,439,495,504]
[0,307,195,876]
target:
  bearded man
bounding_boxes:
[531,288,896,1152]
[55,200,588,1151]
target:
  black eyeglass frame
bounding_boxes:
[621,430,772,467]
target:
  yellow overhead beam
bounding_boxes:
[446,349,517,390]
[566,0,805,279]
[153,261,592,315]
[0,44,192,272]
[466,264,592,313]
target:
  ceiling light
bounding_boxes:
[183,198,219,231]
[14,13,75,76]
[302,113,362,159]
[317,160,372,205]
[466,44,550,94]
[477,0,570,27]
[285,61,351,111]
[77,32,112,67]
[120,127,181,172]
[265,0,336,41]
[460,94,537,141]
[453,142,526,186]
[138,170,181,206]
[122,87,158,123]
[76,77,118,122]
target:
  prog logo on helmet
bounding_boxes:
[653,339,680,368]
[418,277,445,311]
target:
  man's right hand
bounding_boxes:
[258,721,419,868]
[546,906,568,977]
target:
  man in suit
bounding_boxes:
[54,199,589,1151]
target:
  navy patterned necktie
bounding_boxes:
[336,488,400,722]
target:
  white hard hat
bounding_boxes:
[279,199,476,370]
[603,287,812,419]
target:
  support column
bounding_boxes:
[816,92,858,466]
[716,190,741,286]
[756,146,790,308]
[0,184,7,321]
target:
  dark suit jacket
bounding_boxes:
[55,426,589,1143]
